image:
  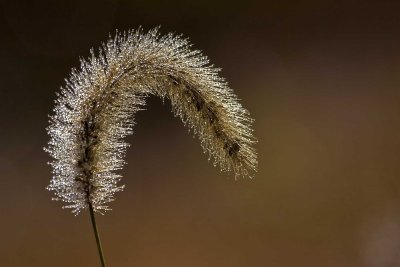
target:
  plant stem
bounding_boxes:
[89,202,106,267]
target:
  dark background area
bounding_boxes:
[1,0,400,266]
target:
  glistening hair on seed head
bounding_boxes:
[45,28,258,214]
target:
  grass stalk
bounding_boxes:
[89,203,106,267]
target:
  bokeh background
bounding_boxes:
[1,0,400,266]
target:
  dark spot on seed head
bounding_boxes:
[205,106,217,124]
[65,102,74,111]
[229,142,240,156]
[168,75,179,85]
[195,97,205,111]
[224,140,240,156]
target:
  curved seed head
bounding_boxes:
[45,28,257,214]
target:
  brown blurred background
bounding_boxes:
[1,0,400,266]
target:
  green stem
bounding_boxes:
[89,203,106,267]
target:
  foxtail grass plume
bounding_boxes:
[45,28,257,214]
